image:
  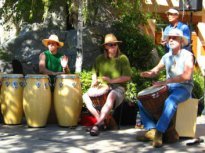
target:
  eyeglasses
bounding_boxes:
[167,13,178,16]
[105,43,117,47]
[168,36,180,40]
[48,42,58,46]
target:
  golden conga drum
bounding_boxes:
[0,73,5,122]
[54,74,83,127]
[23,74,51,127]
[1,74,24,124]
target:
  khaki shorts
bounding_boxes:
[110,86,125,109]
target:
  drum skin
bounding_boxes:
[23,74,51,127]
[137,85,168,120]
[1,74,24,124]
[54,74,83,127]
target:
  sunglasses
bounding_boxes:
[168,36,180,40]
[105,43,117,47]
[167,13,178,16]
[48,42,58,46]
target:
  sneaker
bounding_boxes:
[136,129,156,142]
[152,130,163,148]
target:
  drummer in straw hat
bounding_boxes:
[83,33,132,136]
[137,28,194,147]
[39,34,70,84]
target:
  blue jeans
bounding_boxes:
[138,83,192,133]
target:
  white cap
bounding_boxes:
[166,8,179,15]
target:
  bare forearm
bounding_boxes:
[109,76,131,84]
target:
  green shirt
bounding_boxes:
[92,54,132,88]
[44,50,63,83]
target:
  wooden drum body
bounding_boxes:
[87,84,110,110]
[137,86,168,120]
[23,74,51,127]
[1,74,24,124]
[54,74,83,127]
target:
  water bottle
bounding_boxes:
[135,111,143,128]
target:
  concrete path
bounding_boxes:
[0,114,204,153]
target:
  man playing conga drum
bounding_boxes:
[136,28,194,147]
[83,33,132,136]
[39,34,70,123]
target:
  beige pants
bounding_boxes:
[110,86,125,109]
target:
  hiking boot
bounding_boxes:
[163,128,179,143]
[152,130,163,148]
[136,129,156,142]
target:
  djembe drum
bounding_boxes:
[1,74,24,124]
[87,84,110,110]
[23,74,51,127]
[54,74,83,127]
[137,85,168,120]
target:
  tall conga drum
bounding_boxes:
[0,73,5,122]
[54,74,83,127]
[1,74,24,124]
[23,74,51,127]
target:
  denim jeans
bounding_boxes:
[138,83,192,133]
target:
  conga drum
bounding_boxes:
[137,85,168,120]
[54,74,83,127]
[23,74,51,127]
[1,74,24,124]
[87,84,110,110]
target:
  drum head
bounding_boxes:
[87,84,109,97]
[3,74,24,78]
[25,74,49,79]
[138,86,165,96]
[56,74,79,79]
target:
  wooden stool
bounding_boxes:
[175,98,198,137]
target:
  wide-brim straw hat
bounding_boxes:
[42,34,64,48]
[102,33,122,45]
[164,28,188,47]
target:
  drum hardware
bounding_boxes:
[5,81,10,87]
[152,92,159,98]
[36,81,41,88]
[59,82,63,88]
[44,83,49,89]
[19,81,24,87]
[72,82,77,87]
[12,81,18,89]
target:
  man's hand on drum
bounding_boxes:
[153,81,166,87]
[52,72,65,75]
[91,79,99,87]
[60,55,68,69]
[140,71,155,78]
[101,76,111,83]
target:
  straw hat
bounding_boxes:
[164,28,188,47]
[166,8,179,15]
[102,33,122,45]
[42,34,64,48]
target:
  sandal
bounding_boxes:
[90,125,100,136]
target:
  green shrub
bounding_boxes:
[193,69,204,99]
[79,70,92,94]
